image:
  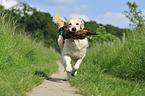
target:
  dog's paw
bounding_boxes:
[66,66,72,73]
[71,71,77,77]
[67,73,72,79]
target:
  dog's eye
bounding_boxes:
[76,23,79,25]
[69,23,72,25]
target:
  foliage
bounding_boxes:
[104,24,129,39]
[10,2,36,25]
[88,26,120,45]
[1,3,60,51]
[0,3,129,51]
[25,11,59,50]
[0,13,60,96]
[69,2,145,96]
[69,28,145,96]
[84,21,129,40]
[0,2,144,96]
[84,21,101,32]
[123,2,145,28]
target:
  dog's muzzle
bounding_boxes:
[72,27,77,32]
[70,27,78,33]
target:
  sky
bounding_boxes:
[0,0,145,28]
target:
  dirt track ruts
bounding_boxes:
[26,61,81,96]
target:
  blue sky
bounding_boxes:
[0,0,145,28]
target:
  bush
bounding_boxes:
[85,27,145,81]
[88,26,120,46]
[0,13,60,96]
[69,28,145,96]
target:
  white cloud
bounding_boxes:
[54,5,89,14]
[97,12,130,28]
[70,14,89,21]
[53,0,77,4]
[0,0,18,9]
[74,5,88,13]
[54,6,71,13]
[43,0,77,4]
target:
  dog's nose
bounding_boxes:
[72,27,76,31]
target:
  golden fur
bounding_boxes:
[53,14,88,79]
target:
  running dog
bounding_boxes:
[53,14,88,79]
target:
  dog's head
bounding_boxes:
[53,14,67,29]
[67,18,84,33]
[53,14,84,32]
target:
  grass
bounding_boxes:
[1,12,145,96]
[69,28,145,96]
[0,14,60,96]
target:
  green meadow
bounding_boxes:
[69,28,145,96]
[0,2,145,96]
[0,14,60,96]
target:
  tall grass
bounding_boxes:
[0,14,60,96]
[69,28,145,96]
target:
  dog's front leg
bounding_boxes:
[58,35,64,48]
[63,56,72,73]
[63,55,72,79]
[71,58,83,76]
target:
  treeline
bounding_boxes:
[0,2,129,51]
[84,21,129,39]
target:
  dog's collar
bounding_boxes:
[60,30,68,37]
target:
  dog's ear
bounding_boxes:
[53,14,67,29]
[80,20,84,29]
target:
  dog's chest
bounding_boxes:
[62,39,88,59]
[65,39,88,50]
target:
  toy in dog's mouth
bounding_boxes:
[59,25,99,39]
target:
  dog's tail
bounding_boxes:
[53,14,66,29]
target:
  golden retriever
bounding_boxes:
[53,14,88,79]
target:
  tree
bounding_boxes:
[84,21,100,32]
[123,2,145,27]
[88,26,120,45]
[0,5,4,11]
[10,2,36,25]
[25,11,59,50]
[104,24,129,39]
[84,21,128,39]
[8,2,59,51]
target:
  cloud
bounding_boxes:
[70,14,89,21]
[42,0,77,5]
[54,5,88,14]
[74,5,88,13]
[53,0,77,4]
[0,0,18,9]
[54,5,71,13]
[97,12,130,28]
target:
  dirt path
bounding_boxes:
[26,61,81,96]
